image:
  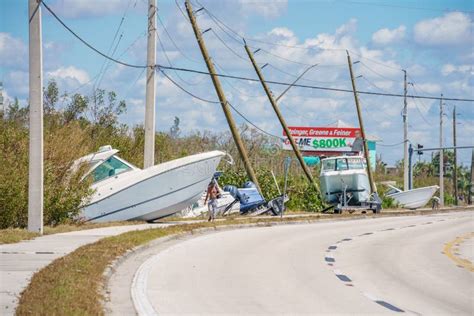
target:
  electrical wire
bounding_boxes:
[226,101,283,140]
[158,68,281,139]
[41,0,474,103]
[210,29,248,61]
[378,140,406,147]
[359,61,400,82]
[157,29,206,86]
[157,14,201,63]
[41,0,146,69]
[157,68,220,104]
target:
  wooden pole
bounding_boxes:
[346,51,376,194]
[453,106,458,205]
[185,0,261,193]
[244,42,321,195]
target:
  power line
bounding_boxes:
[210,29,248,61]
[158,68,281,139]
[41,0,146,69]
[158,65,474,102]
[378,140,405,147]
[156,28,206,86]
[41,0,474,103]
[157,68,220,104]
[226,101,283,140]
[359,61,400,82]
[157,14,201,63]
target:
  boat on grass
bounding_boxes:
[385,185,439,209]
[74,145,225,222]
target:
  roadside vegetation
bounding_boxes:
[1,81,470,231]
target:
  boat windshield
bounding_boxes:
[347,158,365,170]
[91,156,132,183]
[322,157,366,171]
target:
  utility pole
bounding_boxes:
[469,150,473,205]
[403,69,409,191]
[453,106,457,205]
[28,0,43,234]
[439,94,444,207]
[144,0,156,168]
[243,43,321,194]
[346,51,376,194]
[185,0,261,193]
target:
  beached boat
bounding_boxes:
[385,185,439,209]
[73,145,225,222]
[320,156,371,205]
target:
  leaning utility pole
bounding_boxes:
[346,51,376,194]
[469,150,473,205]
[144,0,156,168]
[453,106,457,205]
[244,42,321,194]
[28,0,43,234]
[439,94,444,206]
[403,69,409,191]
[185,0,261,193]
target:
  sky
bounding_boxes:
[1,0,473,166]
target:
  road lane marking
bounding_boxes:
[443,232,474,272]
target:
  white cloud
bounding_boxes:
[441,63,473,76]
[0,33,27,69]
[413,12,473,46]
[372,25,406,45]
[47,66,90,85]
[238,0,287,19]
[413,82,442,94]
[50,0,141,18]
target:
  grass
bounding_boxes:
[0,221,145,245]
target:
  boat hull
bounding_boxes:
[320,170,371,204]
[81,152,224,222]
[387,185,439,209]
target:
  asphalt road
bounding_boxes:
[117,211,474,315]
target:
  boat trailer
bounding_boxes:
[332,185,382,214]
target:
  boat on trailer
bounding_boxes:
[74,145,225,222]
[320,155,381,213]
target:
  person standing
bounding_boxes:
[205,180,219,222]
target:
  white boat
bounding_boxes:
[385,185,439,209]
[320,156,371,205]
[74,145,225,222]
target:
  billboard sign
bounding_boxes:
[282,126,361,152]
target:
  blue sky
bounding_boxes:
[1,0,473,166]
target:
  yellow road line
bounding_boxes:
[443,232,474,272]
